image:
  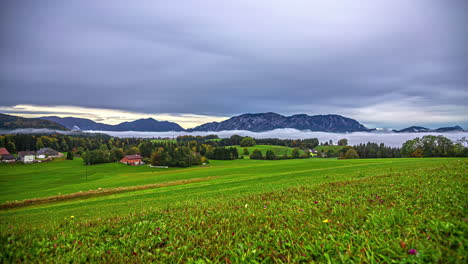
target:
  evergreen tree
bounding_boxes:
[250,149,263,160]
[265,150,276,160]
[243,148,249,156]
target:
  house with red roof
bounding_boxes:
[120,154,144,166]
[0,148,10,155]
[0,148,16,163]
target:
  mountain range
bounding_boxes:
[0,113,67,130]
[188,112,368,132]
[39,116,184,132]
[393,125,464,133]
[0,113,465,133]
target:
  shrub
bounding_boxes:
[240,137,256,147]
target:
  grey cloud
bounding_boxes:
[0,0,467,127]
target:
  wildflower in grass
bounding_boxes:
[322,219,330,223]
[299,209,303,212]
[408,249,417,255]
[70,216,75,219]
[245,204,248,209]
[313,201,319,204]
[264,206,267,209]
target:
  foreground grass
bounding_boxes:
[1,160,466,263]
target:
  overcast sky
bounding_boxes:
[1,0,467,129]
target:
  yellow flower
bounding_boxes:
[70,216,75,219]
[322,219,330,223]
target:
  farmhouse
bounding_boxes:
[120,155,144,166]
[37,148,63,158]
[309,149,318,154]
[0,148,10,155]
[18,151,36,163]
[0,154,16,163]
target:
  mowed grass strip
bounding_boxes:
[0,177,217,210]
[0,161,465,263]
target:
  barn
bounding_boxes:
[120,155,144,166]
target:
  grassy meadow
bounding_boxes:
[0,157,467,262]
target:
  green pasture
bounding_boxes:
[205,138,223,142]
[0,158,468,263]
[150,139,177,144]
[0,157,466,262]
[314,145,346,153]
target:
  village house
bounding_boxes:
[0,148,16,163]
[18,151,36,163]
[120,154,144,166]
[37,148,63,158]
[308,148,318,157]
[0,154,16,163]
[0,148,10,156]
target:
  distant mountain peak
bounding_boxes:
[188,112,368,132]
[395,125,464,133]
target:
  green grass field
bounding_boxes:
[315,145,346,153]
[205,138,223,142]
[150,139,177,144]
[0,157,466,262]
[234,144,308,157]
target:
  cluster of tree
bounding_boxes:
[208,135,319,150]
[177,135,219,142]
[240,137,256,147]
[82,146,125,165]
[337,138,348,146]
[339,148,360,159]
[352,143,401,158]
[150,146,207,167]
[253,138,319,149]
[401,135,468,157]
[0,133,151,155]
[206,147,239,160]
[249,147,308,160]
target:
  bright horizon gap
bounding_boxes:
[0,104,229,129]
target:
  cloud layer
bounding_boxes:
[1,0,467,128]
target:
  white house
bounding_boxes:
[18,151,36,163]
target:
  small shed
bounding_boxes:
[18,151,36,163]
[120,155,144,166]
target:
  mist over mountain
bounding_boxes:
[0,113,463,133]
[394,125,464,133]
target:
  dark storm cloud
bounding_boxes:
[1,0,467,128]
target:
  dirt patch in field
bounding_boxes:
[0,177,217,210]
